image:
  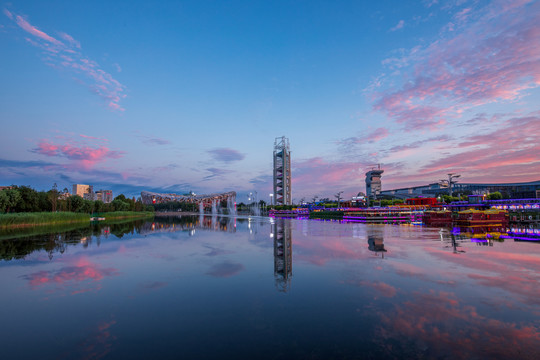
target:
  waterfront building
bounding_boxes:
[83,192,96,201]
[273,136,292,205]
[380,180,540,199]
[365,166,384,199]
[72,184,93,198]
[95,190,113,203]
[351,192,367,207]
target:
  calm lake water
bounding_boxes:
[1,215,539,360]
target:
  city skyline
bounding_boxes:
[1,0,539,200]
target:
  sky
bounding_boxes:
[1,0,539,202]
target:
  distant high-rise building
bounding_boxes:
[95,190,113,203]
[72,184,93,198]
[366,166,384,199]
[273,136,291,205]
[83,192,96,201]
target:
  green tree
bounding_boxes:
[0,191,8,213]
[48,183,59,212]
[15,186,40,212]
[80,199,94,213]
[441,195,460,204]
[487,192,503,200]
[111,198,129,211]
[114,194,127,202]
[37,191,51,212]
[134,198,143,211]
[3,189,22,213]
[94,200,104,213]
[69,195,84,212]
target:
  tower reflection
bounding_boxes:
[273,218,292,292]
[367,226,387,258]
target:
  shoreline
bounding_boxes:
[155,211,268,217]
[0,211,154,230]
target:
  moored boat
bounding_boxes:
[455,209,508,226]
[343,208,422,224]
[423,210,453,226]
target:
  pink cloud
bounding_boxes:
[377,290,540,359]
[5,10,126,111]
[292,157,369,198]
[14,15,63,46]
[33,139,124,169]
[336,127,390,155]
[387,135,452,153]
[359,280,397,297]
[372,1,540,130]
[293,231,368,266]
[25,257,119,291]
[79,134,104,140]
[424,244,540,306]
[416,114,540,182]
[58,31,80,48]
[3,8,13,19]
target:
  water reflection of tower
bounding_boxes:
[367,226,387,258]
[273,218,292,292]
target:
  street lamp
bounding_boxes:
[447,173,461,197]
[335,191,344,208]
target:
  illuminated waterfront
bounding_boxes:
[1,216,539,359]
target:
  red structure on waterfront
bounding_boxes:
[405,197,438,206]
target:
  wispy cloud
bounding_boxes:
[417,114,540,182]
[0,158,58,168]
[389,20,405,32]
[205,261,245,278]
[203,167,233,180]
[3,9,126,111]
[15,14,63,45]
[138,135,171,146]
[358,281,397,297]
[208,148,245,163]
[372,0,540,130]
[387,135,453,153]
[57,31,80,48]
[337,127,389,150]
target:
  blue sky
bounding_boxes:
[1,0,539,201]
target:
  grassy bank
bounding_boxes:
[0,211,154,229]
[95,211,154,221]
[0,212,89,229]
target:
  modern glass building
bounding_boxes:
[380,180,540,199]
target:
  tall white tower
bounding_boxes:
[273,136,291,205]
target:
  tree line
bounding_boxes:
[0,185,154,214]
